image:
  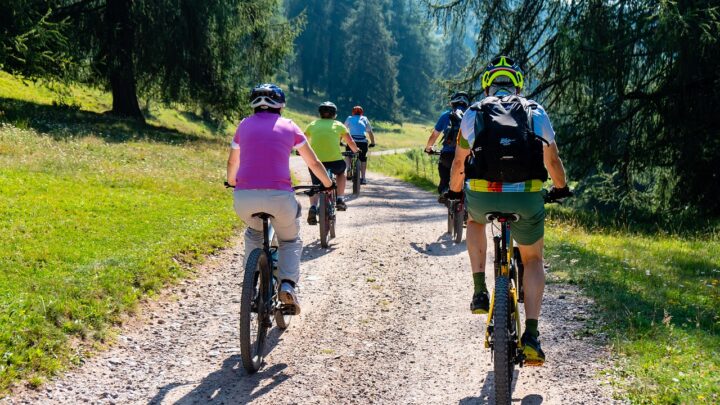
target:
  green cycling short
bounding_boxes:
[465,190,545,245]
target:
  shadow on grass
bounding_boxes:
[545,204,720,238]
[0,97,222,146]
[551,241,720,339]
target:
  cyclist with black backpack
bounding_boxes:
[424,92,470,202]
[445,56,572,365]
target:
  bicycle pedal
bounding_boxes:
[523,359,545,367]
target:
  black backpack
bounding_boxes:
[465,95,548,183]
[440,109,463,149]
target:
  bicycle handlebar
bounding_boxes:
[341,151,358,157]
[293,184,336,196]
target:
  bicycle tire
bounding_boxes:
[352,159,361,196]
[319,196,329,248]
[453,206,464,243]
[240,249,269,373]
[493,275,513,405]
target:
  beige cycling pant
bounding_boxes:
[233,189,302,284]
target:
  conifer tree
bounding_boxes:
[1,0,298,121]
[341,0,400,121]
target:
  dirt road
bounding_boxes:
[5,161,616,404]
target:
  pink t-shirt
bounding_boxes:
[231,112,307,191]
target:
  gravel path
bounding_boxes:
[4,160,617,404]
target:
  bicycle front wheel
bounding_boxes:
[453,206,464,243]
[492,276,513,405]
[318,196,329,248]
[240,249,269,373]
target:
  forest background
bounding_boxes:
[1,0,719,403]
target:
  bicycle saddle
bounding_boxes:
[251,212,274,220]
[485,212,520,222]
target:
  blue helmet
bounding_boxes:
[249,83,286,109]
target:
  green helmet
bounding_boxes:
[481,56,524,91]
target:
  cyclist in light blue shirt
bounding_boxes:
[344,105,376,184]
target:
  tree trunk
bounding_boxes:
[105,0,144,121]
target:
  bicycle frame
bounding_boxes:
[258,216,277,323]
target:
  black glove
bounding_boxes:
[424,146,434,154]
[547,185,573,201]
[320,181,337,192]
[444,190,464,200]
[369,143,376,148]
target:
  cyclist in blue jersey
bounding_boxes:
[425,92,470,202]
[344,105,376,185]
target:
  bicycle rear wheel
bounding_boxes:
[352,159,361,196]
[240,249,270,373]
[492,276,513,405]
[318,196,329,248]
[274,277,293,329]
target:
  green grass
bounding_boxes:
[0,73,238,391]
[369,149,720,403]
[544,215,720,404]
[371,148,440,192]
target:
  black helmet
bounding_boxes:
[450,91,470,107]
[318,101,337,116]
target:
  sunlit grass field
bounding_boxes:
[371,150,720,404]
[0,73,240,390]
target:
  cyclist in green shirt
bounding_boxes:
[305,102,360,224]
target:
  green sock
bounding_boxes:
[472,272,487,294]
[525,319,539,337]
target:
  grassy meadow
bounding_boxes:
[371,150,720,404]
[0,72,248,390]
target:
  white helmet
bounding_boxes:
[249,83,286,109]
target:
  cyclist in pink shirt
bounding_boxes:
[226,84,333,314]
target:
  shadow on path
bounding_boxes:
[410,234,467,257]
[458,370,543,405]
[149,329,289,404]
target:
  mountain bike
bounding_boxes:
[227,182,322,374]
[427,149,467,243]
[343,150,361,197]
[483,192,568,404]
